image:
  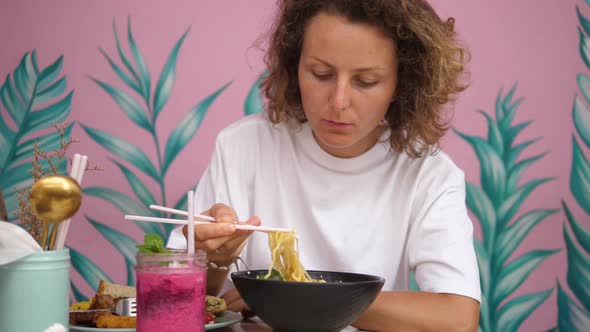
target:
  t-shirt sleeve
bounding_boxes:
[407,167,481,302]
[166,136,229,249]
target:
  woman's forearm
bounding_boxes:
[353,291,480,332]
[206,269,230,295]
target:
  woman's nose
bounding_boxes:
[330,81,351,112]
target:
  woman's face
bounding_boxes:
[298,12,398,158]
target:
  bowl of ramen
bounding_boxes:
[231,269,384,331]
[230,231,384,331]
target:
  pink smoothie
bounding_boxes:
[136,269,206,332]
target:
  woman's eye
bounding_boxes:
[356,80,378,88]
[312,72,332,81]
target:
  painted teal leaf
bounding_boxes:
[578,6,590,38]
[88,216,138,285]
[573,94,590,149]
[111,159,156,208]
[579,28,590,71]
[31,50,40,75]
[153,28,190,118]
[69,246,113,292]
[557,282,590,331]
[14,123,74,164]
[70,281,90,302]
[113,19,140,85]
[478,110,503,156]
[563,216,590,312]
[506,153,547,194]
[466,182,496,249]
[167,182,199,236]
[127,17,151,102]
[99,48,142,96]
[506,138,539,170]
[473,239,489,296]
[92,78,151,132]
[37,54,63,91]
[504,119,531,151]
[33,77,67,110]
[80,124,159,181]
[497,289,553,332]
[0,114,15,159]
[563,201,590,253]
[454,130,506,208]
[493,249,559,307]
[497,178,553,227]
[0,162,35,191]
[245,72,266,115]
[571,137,590,214]
[162,82,230,175]
[496,209,558,271]
[1,72,24,123]
[14,52,36,103]
[578,73,590,107]
[23,92,73,137]
[83,187,163,237]
[494,87,505,122]
[479,293,491,332]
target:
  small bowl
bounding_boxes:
[231,270,385,332]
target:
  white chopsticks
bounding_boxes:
[125,204,291,233]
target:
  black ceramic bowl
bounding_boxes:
[231,270,385,332]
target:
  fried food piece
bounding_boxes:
[69,310,109,326]
[97,279,136,298]
[206,295,227,314]
[91,294,115,309]
[95,313,137,328]
[69,300,92,311]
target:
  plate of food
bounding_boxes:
[70,280,241,331]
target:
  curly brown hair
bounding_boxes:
[261,0,469,158]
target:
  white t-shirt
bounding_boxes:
[168,113,481,301]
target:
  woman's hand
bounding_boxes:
[222,288,256,318]
[182,203,261,267]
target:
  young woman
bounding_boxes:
[168,1,480,330]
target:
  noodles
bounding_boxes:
[264,231,314,282]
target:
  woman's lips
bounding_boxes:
[322,119,352,128]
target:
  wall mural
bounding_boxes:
[555,3,590,331]
[455,86,558,331]
[0,2,588,331]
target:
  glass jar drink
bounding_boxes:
[135,250,207,332]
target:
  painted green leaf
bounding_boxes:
[474,238,489,295]
[573,94,590,149]
[506,153,547,194]
[503,120,531,152]
[69,246,113,292]
[578,6,590,38]
[478,110,504,156]
[127,17,151,102]
[505,138,539,171]
[579,28,590,71]
[557,282,590,331]
[0,51,73,221]
[83,187,164,237]
[571,137,590,214]
[70,280,89,303]
[113,19,140,86]
[455,130,506,208]
[162,82,230,175]
[88,217,138,286]
[23,92,73,137]
[493,249,559,307]
[564,217,590,312]
[14,123,74,164]
[245,72,266,115]
[92,78,151,131]
[99,48,142,96]
[578,73,590,107]
[497,289,553,332]
[80,124,159,181]
[111,159,156,209]
[563,201,590,253]
[32,77,67,109]
[466,182,496,249]
[479,293,491,332]
[153,28,190,118]
[495,209,558,271]
[497,178,553,227]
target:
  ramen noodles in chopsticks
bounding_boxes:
[263,230,322,282]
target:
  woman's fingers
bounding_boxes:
[222,288,254,317]
[208,203,239,223]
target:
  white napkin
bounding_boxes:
[44,323,67,332]
[0,221,42,265]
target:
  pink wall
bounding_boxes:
[0,1,583,330]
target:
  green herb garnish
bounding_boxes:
[257,269,284,281]
[136,233,171,254]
